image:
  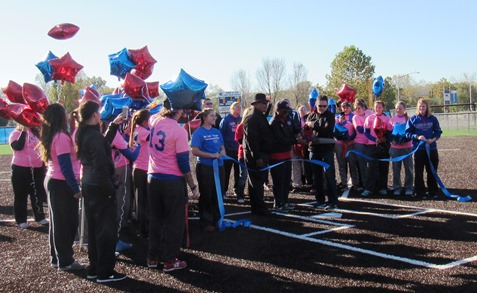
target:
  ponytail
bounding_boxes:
[129,109,150,148]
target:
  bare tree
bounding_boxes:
[230,69,252,105]
[256,58,287,105]
[289,62,311,107]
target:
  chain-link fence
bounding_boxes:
[433,112,477,132]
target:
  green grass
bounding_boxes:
[0,144,12,155]
[441,129,477,137]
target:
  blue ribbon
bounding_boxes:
[222,156,330,172]
[345,141,425,162]
[424,144,472,202]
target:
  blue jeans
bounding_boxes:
[236,158,248,199]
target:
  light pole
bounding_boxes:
[394,71,420,102]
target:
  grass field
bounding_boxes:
[0,144,11,155]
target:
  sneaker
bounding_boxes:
[393,189,401,196]
[147,259,159,268]
[314,202,328,208]
[378,189,388,196]
[86,267,97,279]
[325,204,337,210]
[361,190,371,197]
[237,198,245,204]
[352,186,364,192]
[163,259,187,272]
[115,240,133,252]
[59,261,85,271]
[96,272,127,283]
[18,222,29,229]
[404,189,414,196]
[283,203,295,210]
[37,219,49,225]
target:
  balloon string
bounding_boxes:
[26,131,41,216]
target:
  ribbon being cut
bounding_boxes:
[346,141,472,202]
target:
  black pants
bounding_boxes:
[310,146,338,205]
[133,168,149,237]
[364,145,389,192]
[245,156,269,214]
[196,163,223,227]
[223,149,239,195]
[414,149,439,196]
[270,159,291,207]
[148,177,186,262]
[11,165,46,223]
[82,183,117,279]
[46,177,78,267]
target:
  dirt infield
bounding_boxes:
[0,136,476,292]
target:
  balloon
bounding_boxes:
[47,23,80,40]
[100,96,131,121]
[108,48,135,79]
[146,81,160,98]
[146,102,162,115]
[0,98,12,120]
[2,80,25,104]
[309,88,319,110]
[334,123,348,140]
[160,69,208,110]
[373,76,384,97]
[336,84,357,103]
[49,52,84,84]
[79,87,101,105]
[373,116,387,140]
[35,51,58,83]
[328,98,336,114]
[130,98,149,110]
[128,46,157,80]
[122,73,150,100]
[7,103,42,127]
[22,83,49,114]
[391,122,407,144]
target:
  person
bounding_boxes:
[352,98,371,192]
[199,98,222,129]
[76,101,127,282]
[147,102,199,272]
[334,101,359,191]
[243,93,273,216]
[191,108,226,231]
[269,100,301,212]
[234,106,252,203]
[291,105,307,192]
[362,100,392,196]
[129,109,151,238]
[405,98,442,200]
[219,102,241,198]
[39,104,83,271]
[390,101,414,196]
[306,95,338,210]
[9,125,48,229]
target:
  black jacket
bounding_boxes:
[306,110,336,152]
[77,124,116,196]
[243,107,273,161]
[269,114,297,154]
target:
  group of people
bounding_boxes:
[8,92,442,281]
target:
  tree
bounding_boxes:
[230,69,252,105]
[325,45,375,101]
[379,77,397,109]
[289,63,312,107]
[256,58,287,105]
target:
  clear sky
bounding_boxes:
[1,0,475,92]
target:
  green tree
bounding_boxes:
[379,77,397,110]
[325,45,375,101]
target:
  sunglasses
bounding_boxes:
[318,105,327,108]
[205,103,213,106]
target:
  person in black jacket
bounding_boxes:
[76,101,127,283]
[243,93,273,216]
[306,95,338,210]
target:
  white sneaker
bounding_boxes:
[18,222,29,229]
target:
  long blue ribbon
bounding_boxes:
[222,156,330,172]
[424,144,472,202]
[345,141,424,162]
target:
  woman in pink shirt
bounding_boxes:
[39,104,83,271]
[9,125,48,228]
[352,99,370,192]
[390,101,414,196]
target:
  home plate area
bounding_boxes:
[214,198,477,270]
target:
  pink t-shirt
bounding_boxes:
[390,115,412,149]
[46,132,80,180]
[352,113,369,145]
[364,114,392,145]
[111,131,129,168]
[133,126,150,171]
[9,129,43,168]
[148,115,190,176]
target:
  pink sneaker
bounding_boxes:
[163,259,187,272]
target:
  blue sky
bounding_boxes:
[1,1,475,92]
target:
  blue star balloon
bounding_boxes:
[373,75,384,97]
[309,88,319,110]
[35,51,58,83]
[160,69,208,110]
[108,48,135,79]
[391,122,407,144]
[100,94,131,121]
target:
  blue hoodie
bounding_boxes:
[405,114,442,150]
[219,113,241,151]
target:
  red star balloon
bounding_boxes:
[122,73,150,100]
[2,80,25,104]
[128,46,157,80]
[146,81,160,98]
[0,98,12,120]
[49,52,84,84]
[22,83,49,114]
[79,87,101,105]
[7,103,42,127]
[373,116,387,140]
[336,84,357,103]
[47,23,80,40]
